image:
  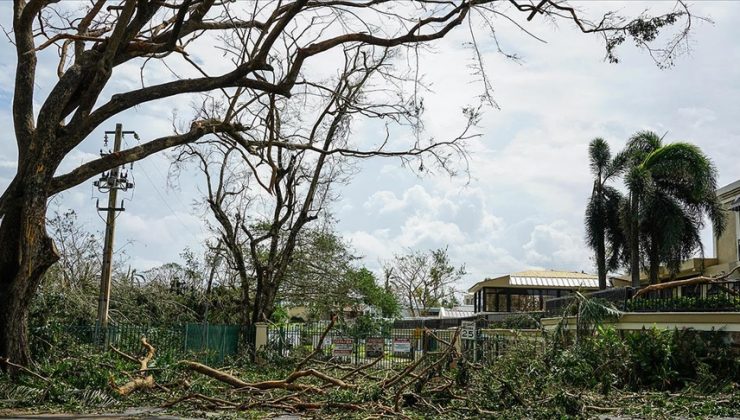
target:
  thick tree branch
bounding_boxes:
[49,121,246,196]
[71,65,278,144]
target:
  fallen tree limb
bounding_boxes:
[293,315,336,371]
[0,357,49,382]
[281,368,353,388]
[310,358,383,381]
[109,345,139,364]
[111,336,156,396]
[339,354,385,381]
[383,327,461,391]
[183,361,347,393]
[181,361,251,388]
[493,376,526,406]
[111,375,155,396]
[392,328,461,411]
[381,354,428,390]
[633,265,740,298]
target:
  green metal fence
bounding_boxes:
[60,323,253,364]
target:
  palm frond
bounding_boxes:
[78,388,118,408]
[575,292,622,325]
[625,130,662,163]
[588,138,611,176]
[0,382,47,405]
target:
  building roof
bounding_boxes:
[468,270,604,293]
[439,306,474,318]
[717,179,740,199]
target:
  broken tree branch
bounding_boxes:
[293,314,336,371]
[110,336,157,396]
[633,265,740,298]
[0,357,50,382]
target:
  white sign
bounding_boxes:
[461,321,476,341]
[392,338,412,353]
[332,337,354,356]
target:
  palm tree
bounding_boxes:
[585,138,627,290]
[622,131,725,286]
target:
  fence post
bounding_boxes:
[354,336,359,366]
[454,329,461,356]
[422,329,427,357]
[255,322,269,352]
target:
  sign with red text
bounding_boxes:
[332,337,353,357]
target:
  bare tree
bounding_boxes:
[46,209,102,291]
[176,48,427,324]
[385,248,465,317]
[0,0,694,365]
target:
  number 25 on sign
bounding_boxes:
[461,321,476,340]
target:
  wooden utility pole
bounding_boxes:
[95,123,136,329]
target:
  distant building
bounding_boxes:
[713,179,740,277]
[462,293,474,306]
[393,305,476,329]
[468,270,606,313]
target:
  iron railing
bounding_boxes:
[264,321,540,368]
[544,287,633,316]
[627,280,740,312]
[265,322,429,370]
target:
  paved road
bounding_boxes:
[1,407,301,419]
[2,407,198,419]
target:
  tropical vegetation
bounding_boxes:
[585,131,725,286]
[585,138,627,289]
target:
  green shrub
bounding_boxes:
[626,295,740,312]
[499,313,542,329]
[624,328,678,389]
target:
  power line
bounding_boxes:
[131,154,204,246]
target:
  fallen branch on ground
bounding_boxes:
[183,361,350,393]
[293,315,336,371]
[0,357,50,382]
[110,336,156,396]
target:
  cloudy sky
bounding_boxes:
[2,1,739,294]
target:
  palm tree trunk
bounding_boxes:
[629,193,641,288]
[595,182,608,290]
[648,236,660,285]
[596,238,607,290]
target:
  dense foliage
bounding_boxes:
[2,325,737,419]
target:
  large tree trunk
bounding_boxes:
[251,272,277,323]
[0,172,59,367]
[261,282,279,322]
[251,272,265,323]
[629,194,641,289]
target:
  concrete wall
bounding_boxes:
[715,210,738,265]
[715,181,740,265]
